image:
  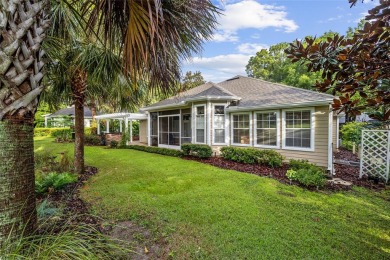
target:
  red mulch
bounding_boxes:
[184,156,387,192]
[334,147,359,162]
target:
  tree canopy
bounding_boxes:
[285,0,389,121]
[246,42,322,90]
[181,71,206,92]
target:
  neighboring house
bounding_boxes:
[44,106,99,128]
[139,76,338,171]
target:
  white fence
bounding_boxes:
[359,130,390,182]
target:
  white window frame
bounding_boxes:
[254,110,280,149]
[194,104,206,144]
[212,103,227,145]
[282,107,315,152]
[231,112,252,147]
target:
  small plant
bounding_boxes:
[288,159,327,189]
[35,172,78,194]
[37,199,61,219]
[340,122,366,151]
[286,169,297,184]
[110,140,119,148]
[181,144,213,158]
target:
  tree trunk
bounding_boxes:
[71,70,87,175]
[0,0,49,245]
[0,119,37,246]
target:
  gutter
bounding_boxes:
[225,100,333,112]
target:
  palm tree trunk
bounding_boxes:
[0,119,37,245]
[0,0,49,244]
[71,69,87,175]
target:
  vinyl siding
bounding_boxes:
[139,120,148,143]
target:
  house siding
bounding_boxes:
[210,105,331,168]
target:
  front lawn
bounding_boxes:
[34,137,390,259]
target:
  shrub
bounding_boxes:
[51,128,72,141]
[110,140,118,148]
[123,145,184,157]
[288,159,327,189]
[34,127,94,138]
[220,147,283,167]
[85,134,102,146]
[35,172,78,194]
[181,144,213,158]
[340,122,366,150]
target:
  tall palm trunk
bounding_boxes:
[0,0,49,244]
[71,69,87,175]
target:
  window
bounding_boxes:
[255,111,278,147]
[213,105,225,144]
[195,106,205,143]
[283,109,313,150]
[232,113,250,145]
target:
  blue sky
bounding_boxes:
[182,0,379,82]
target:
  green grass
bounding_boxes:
[35,137,390,259]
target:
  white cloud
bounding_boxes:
[211,0,298,42]
[237,43,268,54]
[184,54,251,82]
[212,31,239,42]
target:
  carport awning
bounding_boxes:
[95,113,147,120]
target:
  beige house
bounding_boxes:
[140,76,338,172]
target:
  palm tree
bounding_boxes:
[0,0,218,243]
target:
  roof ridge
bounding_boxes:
[212,83,237,97]
[229,75,334,98]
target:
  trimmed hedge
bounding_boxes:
[287,159,327,188]
[181,143,213,158]
[123,145,184,157]
[220,146,283,168]
[34,127,94,138]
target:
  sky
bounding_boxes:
[182,0,379,83]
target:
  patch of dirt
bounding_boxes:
[334,147,359,162]
[108,221,170,260]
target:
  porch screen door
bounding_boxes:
[159,116,180,146]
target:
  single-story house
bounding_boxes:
[139,76,338,172]
[44,106,99,128]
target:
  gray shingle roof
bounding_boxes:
[218,76,334,108]
[142,76,334,110]
[48,106,100,118]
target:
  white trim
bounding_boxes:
[158,144,181,150]
[253,110,280,149]
[230,112,252,146]
[147,112,151,146]
[212,103,228,145]
[191,103,195,143]
[225,101,230,145]
[194,104,207,144]
[207,101,211,145]
[336,116,340,149]
[226,100,332,112]
[184,96,241,102]
[179,109,182,147]
[282,107,315,152]
[328,108,334,173]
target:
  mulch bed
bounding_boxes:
[184,156,387,192]
[334,147,359,162]
[36,166,102,234]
